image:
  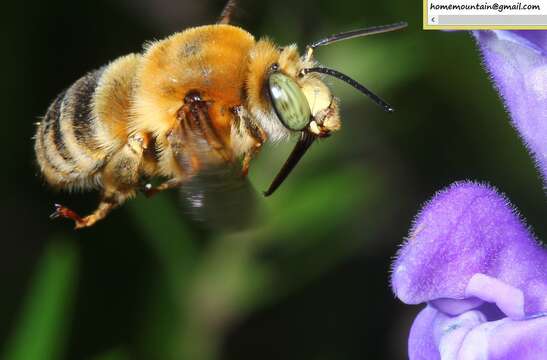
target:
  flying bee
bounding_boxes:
[34,0,406,229]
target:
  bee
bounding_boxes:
[34,0,406,228]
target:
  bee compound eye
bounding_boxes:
[268,73,311,131]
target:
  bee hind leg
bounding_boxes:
[50,204,84,224]
[53,132,147,229]
[50,193,128,229]
[77,193,131,229]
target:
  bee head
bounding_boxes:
[258,22,407,196]
[266,60,340,140]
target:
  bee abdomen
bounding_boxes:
[35,69,107,190]
[35,54,142,190]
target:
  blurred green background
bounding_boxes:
[1,0,545,359]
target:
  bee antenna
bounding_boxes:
[218,0,238,24]
[304,22,407,61]
[308,22,407,50]
[303,67,395,113]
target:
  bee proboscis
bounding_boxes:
[34,0,406,228]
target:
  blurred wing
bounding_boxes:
[174,92,261,232]
[178,162,261,232]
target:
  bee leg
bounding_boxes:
[49,197,119,229]
[73,196,119,229]
[241,142,262,177]
[66,132,147,229]
[50,204,84,223]
[235,106,267,176]
[142,121,189,198]
[181,91,232,162]
[142,178,185,198]
[218,0,238,24]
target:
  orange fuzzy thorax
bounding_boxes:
[130,24,257,142]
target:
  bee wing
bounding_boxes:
[178,162,261,232]
[173,92,261,232]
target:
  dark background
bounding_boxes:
[1,0,545,359]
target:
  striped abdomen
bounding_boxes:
[34,54,140,190]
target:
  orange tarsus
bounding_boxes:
[50,204,87,228]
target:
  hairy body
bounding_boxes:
[34,0,404,228]
[35,25,317,228]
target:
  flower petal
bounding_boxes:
[465,273,525,319]
[473,30,547,185]
[408,306,441,360]
[458,313,547,360]
[391,181,547,316]
[434,309,486,359]
[429,297,484,316]
[506,31,547,54]
[413,307,547,360]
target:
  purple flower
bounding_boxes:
[391,182,547,359]
[390,30,547,358]
[473,30,547,186]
